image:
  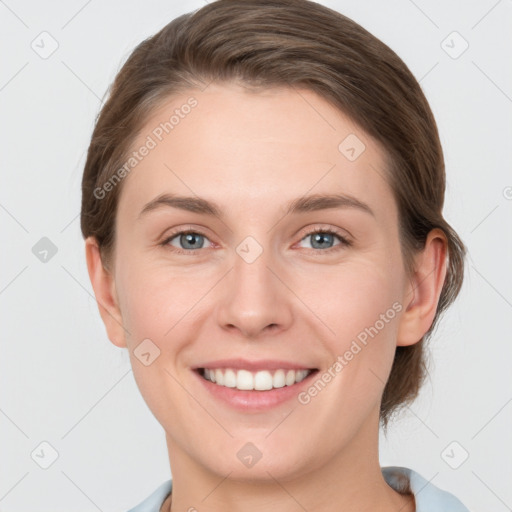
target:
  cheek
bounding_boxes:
[339,272,400,340]
[113,205,177,340]
[117,274,167,343]
[294,256,403,343]
[115,250,203,343]
[295,265,403,423]
[115,261,200,418]
[299,259,404,401]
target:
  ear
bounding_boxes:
[396,228,448,347]
[85,236,127,348]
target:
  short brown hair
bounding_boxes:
[80,0,466,429]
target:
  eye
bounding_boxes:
[160,229,213,254]
[159,226,352,255]
[297,227,351,252]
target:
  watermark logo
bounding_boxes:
[441,441,469,469]
[338,133,366,162]
[31,441,59,469]
[236,236,264,264]
[32,237,58,263]
[237,442,263,468]
[133,338,161,366]
[31,31,59,59]
[441,31,469,60]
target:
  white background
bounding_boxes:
[1,0,511,511]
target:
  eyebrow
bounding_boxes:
[138,192,375,220]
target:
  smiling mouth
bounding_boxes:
[196,367,319,391]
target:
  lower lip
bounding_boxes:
[193,369,319,411]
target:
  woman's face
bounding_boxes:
[103,82,415,480]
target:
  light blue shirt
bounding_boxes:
[127,466,470,511]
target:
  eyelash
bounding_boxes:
[159,226,352,255]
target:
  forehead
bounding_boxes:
[117,82,395,222]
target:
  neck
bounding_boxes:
[163,409,415,512]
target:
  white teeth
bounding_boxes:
[273,369,286,388]
[254,370,273,391]
[237,370,254,390]
[223,369,237,388]
[201,368,312,390]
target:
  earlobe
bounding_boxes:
[396,229,448,347]
[84,237,127,348]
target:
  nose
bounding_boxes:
[215,242,293,339]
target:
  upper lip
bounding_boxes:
[192,358,318,372]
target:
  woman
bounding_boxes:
[81,0,469,510]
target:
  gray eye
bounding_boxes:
[170,232,207,250]
[300,231,341,250]
[310,232,335,249]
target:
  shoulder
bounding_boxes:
[382,466,470,512]
[126,479,173,512]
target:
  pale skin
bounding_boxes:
[86,82,447,512]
